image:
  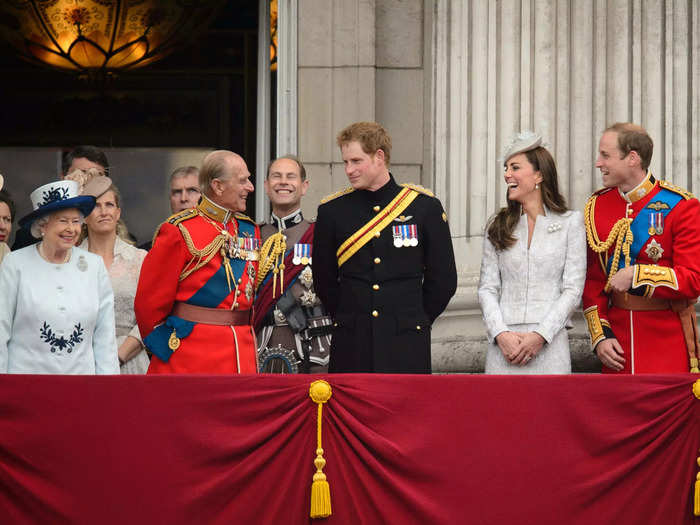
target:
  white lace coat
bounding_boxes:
[79,237,149,374]
[477,209,586,373]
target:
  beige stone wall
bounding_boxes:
[297,0,429,219]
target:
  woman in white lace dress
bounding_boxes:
[478,132,586,374]
[79,178,149,374]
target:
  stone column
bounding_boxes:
[297,0,377,215]
[431,0,700,372]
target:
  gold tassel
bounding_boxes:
[256,232,287,295]
[309,380,332,519]
[279,262,285,297]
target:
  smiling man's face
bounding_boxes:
[264,158,308,213]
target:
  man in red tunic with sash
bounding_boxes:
[135,150,260,374]
[583,122,700,374]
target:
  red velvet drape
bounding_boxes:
[0,374,698,525]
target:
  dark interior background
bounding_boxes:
[0,0,261,245]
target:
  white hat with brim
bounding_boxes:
[501,131,543,163]
[19,180,96,238]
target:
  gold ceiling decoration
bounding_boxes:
[0,0,224,78]
[269,0,277,71]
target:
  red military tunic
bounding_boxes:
[135,196,260,374]
[582,173,700,373]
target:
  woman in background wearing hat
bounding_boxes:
[79,179,149,373]
[0,174,14,264]
[0,180,118,374]
[477,131,586,374]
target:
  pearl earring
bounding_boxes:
[535,183,540,189]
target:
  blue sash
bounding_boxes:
[607,188,682,273]
[187,218,257,307]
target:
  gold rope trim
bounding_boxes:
[584,196,633,292]
[256,232,287,296]
[309,380,332,519]
[177,223,229,282]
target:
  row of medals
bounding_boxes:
[392,225,419,248]
[223,234,257,302]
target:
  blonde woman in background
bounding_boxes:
[79,177,149,374]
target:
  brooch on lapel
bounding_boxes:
[547,223,562,233]
[644,239,664,262]
[77,255,88,272]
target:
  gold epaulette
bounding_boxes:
[235,212,255,223]
[659,180,694,200]
[320,187,355,204]
[167,208,198,225]
[590,186,614,197]
[401,183,434,197]
[152,208,198,244]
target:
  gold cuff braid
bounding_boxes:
[584,305,606,348]
[633,264,679,290]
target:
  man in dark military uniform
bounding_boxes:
[313,121,457,373]
[253,155,332,373]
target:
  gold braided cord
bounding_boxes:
[584,196,634,292]
[177,224,228,282]
[256,232,287,296]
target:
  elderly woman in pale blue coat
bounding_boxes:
[478,132,586,374]
[0,180,118,374]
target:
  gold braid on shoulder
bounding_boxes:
[256,232,287,297]
[584,196,633,293]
